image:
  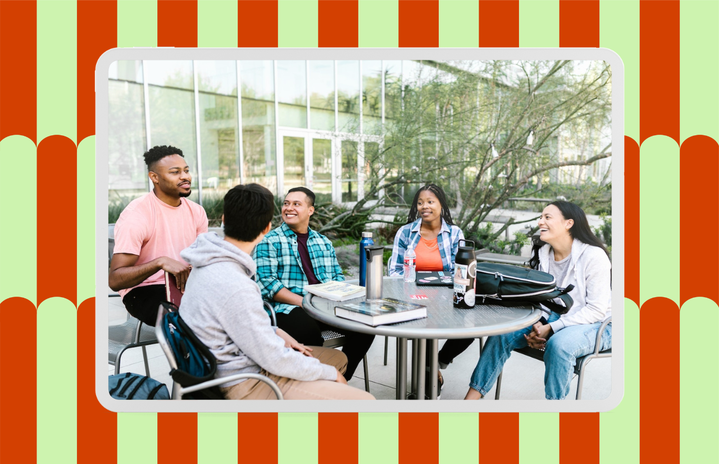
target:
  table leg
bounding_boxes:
[396,337,407,400]
[428,338,439,400]
[411,338,419,395]
[416,339,426,401]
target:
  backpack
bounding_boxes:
[474,262,574,314]
[160,302,224,399]
[109,373,170,400]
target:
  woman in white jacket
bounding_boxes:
[465,201,612,400]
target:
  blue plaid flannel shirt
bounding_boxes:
[253,222,344,315]
[388,218,465,277]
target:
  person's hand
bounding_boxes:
[276,329,313,356]
[335,370,348,384]
[158,257,192,292]
[524,330,545,350]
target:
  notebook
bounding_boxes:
[415,270,454,287]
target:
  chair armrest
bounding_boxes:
[264,301,277,327]
[182,373,284,399]
[592,316,612,355]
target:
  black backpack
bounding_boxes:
[109,373,170,400]
[474,262,574,314]
[160,302,224,399]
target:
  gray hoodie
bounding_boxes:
[180,232,337,387]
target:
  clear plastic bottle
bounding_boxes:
[403,246,416,282]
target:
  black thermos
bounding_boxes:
[453,239,477,308]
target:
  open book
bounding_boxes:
[305,281,365,301]
[335,298,427,326]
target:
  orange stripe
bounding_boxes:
[319,413,357,464]
[77,298,117,464]
[237,413,278,463]
[37,136,77,305]
[680,136,719,305]
[398,0,439,47]
[478,413,518,463]
[0,298,37,463]
[560,413,599,463]
[559,0,599,47]
[77,0,117,142]
[0,0,36,142]
[639,0,679,144]
[158,0,198,47]
[158,413,197,463]
[237,1,278,47]
[399,413,438,463]
[625,136,640,306]
[640,298,680,463]
[478,0,519,47]
[318,0,358,47]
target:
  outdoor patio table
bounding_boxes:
[302,277,541,400]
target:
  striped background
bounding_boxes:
[0,0,717,462]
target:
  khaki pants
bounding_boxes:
[221,347,375,400]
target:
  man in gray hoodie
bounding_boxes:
[179,184,374,400]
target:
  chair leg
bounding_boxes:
[363,355,370,393]
[383,336,388,366]
[495,371,503,400]
[575,359,588,400]
[141,346,151,377]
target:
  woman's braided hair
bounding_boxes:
[406,183,454,225]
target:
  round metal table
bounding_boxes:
[303,277,542,399]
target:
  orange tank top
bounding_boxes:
[414,237,443,271]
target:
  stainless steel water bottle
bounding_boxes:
[359,232,374,286]
[453,239,477,308]
[365,246,385,300]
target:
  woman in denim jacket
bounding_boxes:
[465,201,612,400]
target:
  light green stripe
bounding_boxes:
[680,298,719,464]
[439,0,478,48]
[198,413,238,463]
[198,0,238,47]
[600,299,640,463]
[359,0,398,47]
[117,413,157,464]
[519,0,559,47]
[680,0,719,142]
[0,136,36,304]
[600,0,639,142]
[278,1,318,48]
[37,298,77,463]
[118,0,158,48]
[359,413,398,464]
[439,413,478,463]
[77,137,95,305]
[37,0,76,143]
[639,136,679,306]
[278,413,317,464]
[519,413,558,464]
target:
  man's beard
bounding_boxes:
[179,189,192,198]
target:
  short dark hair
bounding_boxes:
[144,145,184,170]
[287,186,315,207]
[223,184,275,242]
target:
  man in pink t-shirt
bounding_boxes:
[109,145,208,326]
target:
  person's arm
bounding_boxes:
[253,237,287,302]
[326,240,345,282]
[448,226,465,272]
[388,227,407,277]
[109,253,191,292]
[273,287,304,308]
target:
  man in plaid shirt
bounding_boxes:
[253,187,375,381]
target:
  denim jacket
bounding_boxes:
[388,218,464,277]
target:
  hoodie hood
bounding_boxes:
[181,232,256,278]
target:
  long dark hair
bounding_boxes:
[407,183,454,225]
[528,200,609,270]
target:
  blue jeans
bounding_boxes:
[469,312,612,400]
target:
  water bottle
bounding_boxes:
[403,246,416,282]
[453,239,477,308]
[359,232,374,286]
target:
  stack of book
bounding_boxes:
[334,298,427,326]
[305,281,365,301]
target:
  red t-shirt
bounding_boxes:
[414,237,443,271]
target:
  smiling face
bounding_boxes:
[282,191,314,233]
[417,189,441,225]
[149,154,192,204]
[537,204,574,246]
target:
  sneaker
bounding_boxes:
[424,370,444,399]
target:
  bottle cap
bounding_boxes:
[362,232,373,238]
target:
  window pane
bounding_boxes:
[362,60,382,134]
[144,60,194,90]
[384,60,402,123]
[337,61,359,133]
[312,138,332,203]
[278,61,307,128]
[240,61,274,101]
[341,140,358,202]
[309,61,335,131]
[283,136,305,192]
[242,99,277,193]
[364,141,380,200]
[109,60,143,83]
[195,61,237,95]
[199,93,239,193]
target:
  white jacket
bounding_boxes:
[538,239,612,333]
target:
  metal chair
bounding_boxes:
[494,316,612,400]
[154,303,283,400]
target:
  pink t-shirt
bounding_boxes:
[113,192,208,297]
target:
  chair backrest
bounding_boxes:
[164,272,183,307]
